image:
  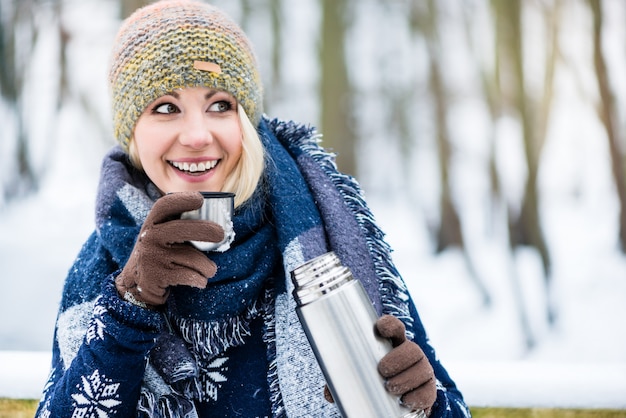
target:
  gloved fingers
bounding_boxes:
[399,376,437,412]
[135,283,170,307]
[127,257,211,306]
[378,340,424,378]
[156,219,225,245]
[147,191,204,225]
[375,315,407,347]
[167,248,218,281]
[323,385,334,403]
[115,274,136,294]
[164,268,210,290]
[384,360,435,396]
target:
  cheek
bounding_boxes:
[225,125,244,158]
[232,139,243,160]
[133,121,169,161]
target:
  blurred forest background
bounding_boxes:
[0,0,625,366]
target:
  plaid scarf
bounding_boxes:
[49,117,418,417]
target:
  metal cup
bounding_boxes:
[180,192,235,252]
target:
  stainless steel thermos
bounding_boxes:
[290,252,425,418]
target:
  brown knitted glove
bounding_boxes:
[376,315,437,415]
[115,191,224,308]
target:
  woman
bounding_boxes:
[36,1,471,417]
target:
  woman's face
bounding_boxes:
[133,86,243,194]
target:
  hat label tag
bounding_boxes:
[193,60,222,74]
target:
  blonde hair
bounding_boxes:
[128,104,265,208]
[222,105,265,207]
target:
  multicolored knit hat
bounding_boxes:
[109,0,263,152]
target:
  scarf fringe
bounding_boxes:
[268,118,415,340]
[138,390,199,418]
[140,288,275,409]
[261,291,286,417]
[172,289,269,361]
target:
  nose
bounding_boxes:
[179,111,212,149]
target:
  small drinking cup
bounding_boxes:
[180,192,235,252]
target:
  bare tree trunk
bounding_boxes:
[416,0,464,254]
[460,2,503,237]
[256,0,284,113]
[269,0,282,94]
[409,0,491,306]
[429,56,462,253]
[588,0,626,251]
[496,0,551,276]
[56,0,70,109]
[0,0,38,203]
[319,0,356,176]
[497,0,557,321]
[120,0,151,19]
[462,0,564,347]
[498,0,539,347]
[240,0,252,28]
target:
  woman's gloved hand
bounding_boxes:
[376,314,437,415]
[115,191,224,308]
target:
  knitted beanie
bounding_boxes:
[109,0,263,152]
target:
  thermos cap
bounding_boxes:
[290,252,354,306]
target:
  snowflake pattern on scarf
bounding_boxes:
[86,305,107,344]
[71,370,122,418]
[197,356,229,402]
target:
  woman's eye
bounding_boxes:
[209,100,233,113]
[154,103,178,114]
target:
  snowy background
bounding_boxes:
[1,0,626,409]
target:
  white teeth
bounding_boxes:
[171,160,217,173]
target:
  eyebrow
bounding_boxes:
[164,90,221,100]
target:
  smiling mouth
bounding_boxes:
[169,160,218,174]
